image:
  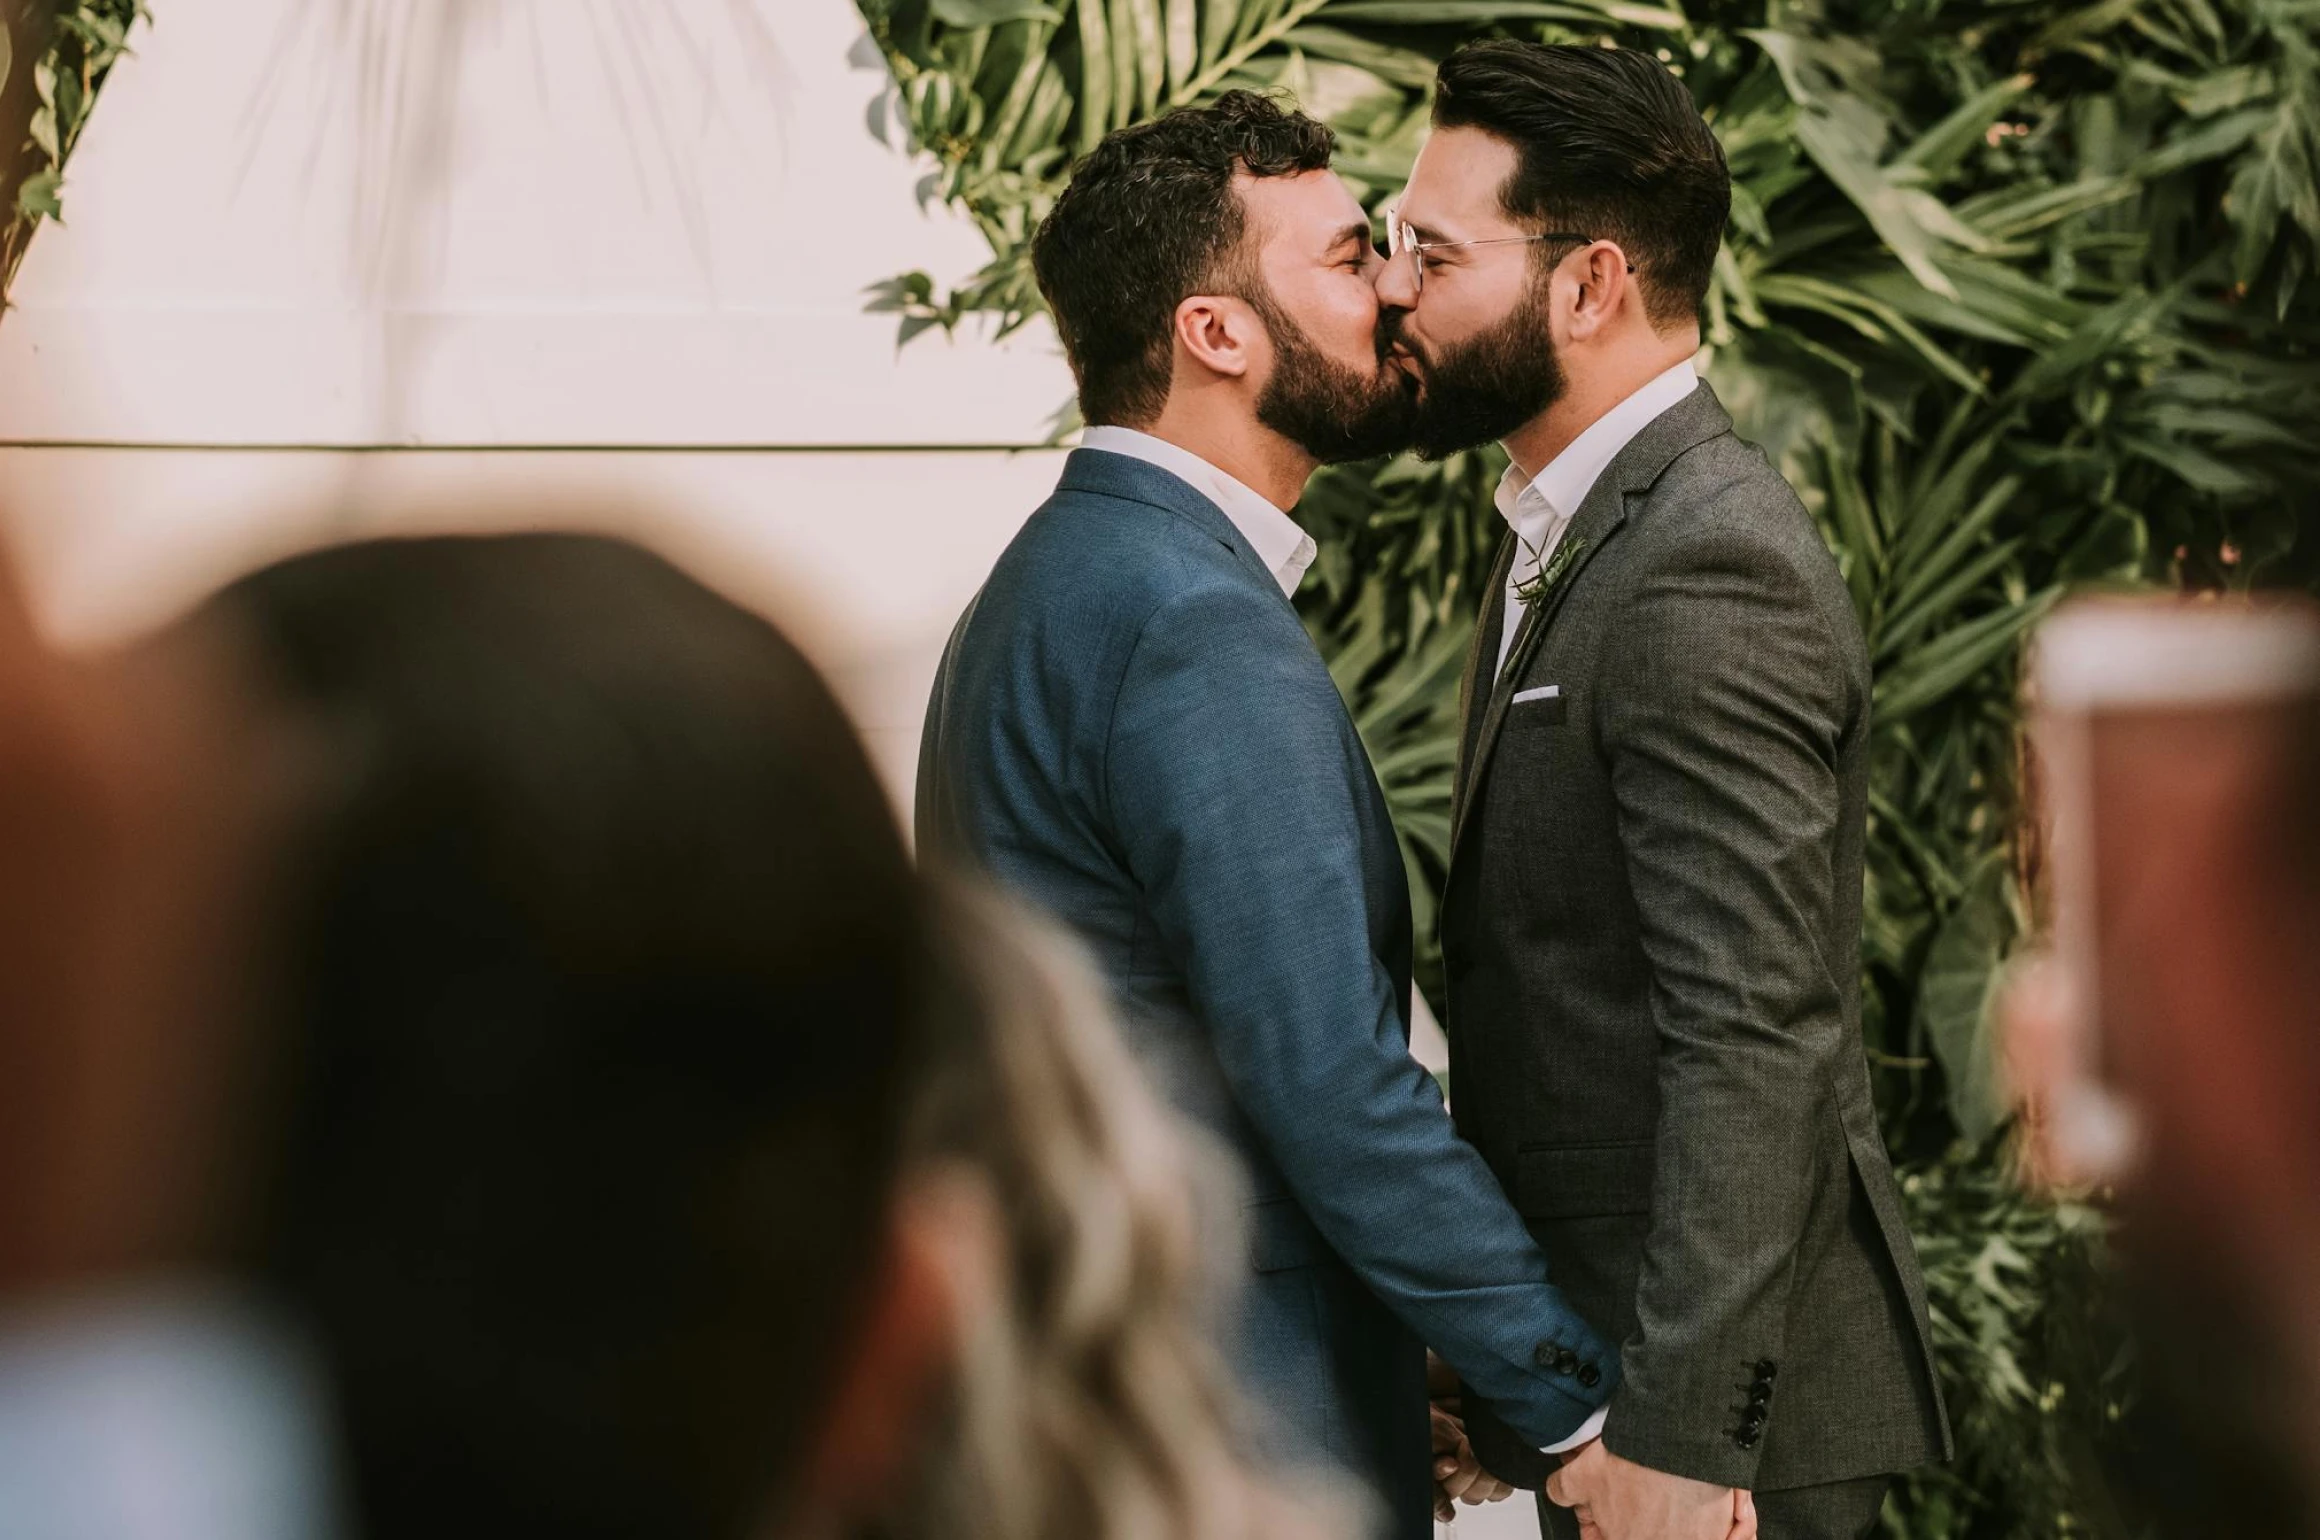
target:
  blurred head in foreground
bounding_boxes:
[897,884,1351,1540]
[208,533,960,1540]
[2015,595,2320,1535]
[5,529,1346,1540]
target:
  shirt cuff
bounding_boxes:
[1542,1405,1608,1455]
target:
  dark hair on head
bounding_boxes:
[229,532,929,1540]
[1031,90,1335,428]
[1433,41,1729,331]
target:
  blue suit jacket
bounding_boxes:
[917,449,1616,1535]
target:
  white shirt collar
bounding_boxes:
[1494,359,1700,551]
[1080,426,1318,599]
[1491,359,1699,678]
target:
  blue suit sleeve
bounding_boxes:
[1103,577,1615,1446]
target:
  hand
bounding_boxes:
[1544,1439,1750,1540]
[1430,1399,1514,1522]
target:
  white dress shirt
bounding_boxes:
[1495,361,1701,678]
[1080,426,1319,598]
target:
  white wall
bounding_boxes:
[0,0,1075,808]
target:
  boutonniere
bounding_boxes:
[1513,532,1592,607]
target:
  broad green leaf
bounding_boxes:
[2118,431,2272,496]
[1164,0,1199,97]
[980,21,1059,167]
[16,169,63,222]
[931,0,1060,23]
[1885,475,2023,626]
[1897,74,2034,183]
[2134,104,2268,176]
[1792,111,1962,300]
[1075,0,1114,150]
[1120,0,1165,118]
[1284,25,1435,90]
[1878,535,2028,663]
[1874,588,2059,721]
[1917,852,2018,1143]
[1200,0,1237,72]
[2032,0,2151,50]
[1110,0,1154,123]
[1323,0,1689,26]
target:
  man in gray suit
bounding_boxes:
[918,94,1639,1539]
[1376,42,1951,1540]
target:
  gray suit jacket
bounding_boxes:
[919,448,1616,1538]
[1441,383,1951,1494]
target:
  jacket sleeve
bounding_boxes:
[1595,523,1861,1489]
[1105,577,1614,1449]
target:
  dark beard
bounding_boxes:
[1395,279,1565,461]
[1249,289,1420,464]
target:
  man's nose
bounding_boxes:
[1372,248,1419,312]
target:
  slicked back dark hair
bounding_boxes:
[1032,91,1335,427]
[1433,41,1729,331]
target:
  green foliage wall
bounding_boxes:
[865,0,2318,1531]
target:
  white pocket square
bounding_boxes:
[1512,684,1562,704]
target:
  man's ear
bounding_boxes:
[1564,242,1634,342]
[1172,292,1265,383]
[792,1166,1001,1530]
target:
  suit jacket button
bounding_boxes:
[1736,1430,1760,1450]
[1748,1385,1772,1407]
[1578,1363,1601,1389]
[1754,1360,1777,1381]
[1534,1342,1558,1370]
[1556,1349,1582,1376]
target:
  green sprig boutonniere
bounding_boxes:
[1513,532,1592,608]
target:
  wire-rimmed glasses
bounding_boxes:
[1384,207,1633,293]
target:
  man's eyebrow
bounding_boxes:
[1325,220,1373,254]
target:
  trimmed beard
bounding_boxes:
[1396,270,1566,462]
[1247,286,1420,465]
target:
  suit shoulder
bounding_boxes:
[1626,432,1868,668]
[1638,437,1847,591]
[994,484,1252,611]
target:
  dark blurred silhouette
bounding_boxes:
[2,533,971,1540]
[2015,596,2320,1538]
[4,529,1358,1540]
[213,534,953,1540]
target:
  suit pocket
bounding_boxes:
[1516,1141,1654,1219]
[1505,693,1568,728]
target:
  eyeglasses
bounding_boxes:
[1385,207,1634,294]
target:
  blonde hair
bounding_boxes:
[892,882,1359,1540]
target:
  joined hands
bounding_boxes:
[1545,1439,1755,1540]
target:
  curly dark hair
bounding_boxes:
[1031,91,1335,428]
[1434,41,1729,331]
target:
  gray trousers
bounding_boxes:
[1538,1476,1890,1540]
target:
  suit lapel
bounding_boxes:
[1445,383,1735,874]
[1451,532,1517,835]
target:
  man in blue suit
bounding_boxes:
[916,93,1618,1537]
